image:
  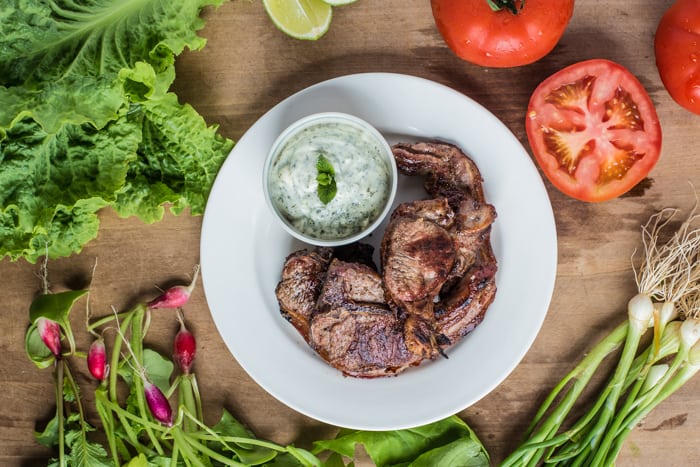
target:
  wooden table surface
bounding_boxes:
[3,1,699,465]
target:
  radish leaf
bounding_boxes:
[29,290,88,324]
[25,324,55,369]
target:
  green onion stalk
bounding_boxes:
[500,206,700,467]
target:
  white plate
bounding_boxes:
[200,73,557,431]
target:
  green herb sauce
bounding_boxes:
[268,121,392,240]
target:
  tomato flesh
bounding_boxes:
[430,0,574,68]
[655,0,700,115]
[526,60,662,202]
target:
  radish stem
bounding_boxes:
[180,430,247,466]
[129,306,166,452]
[191,374,203,421]
[106,309,144,452]
[56,360,65,467]
[94,387,120,465]
[171,427,207,467]
[88,310,131,331]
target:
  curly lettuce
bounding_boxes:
[0,0,233,262]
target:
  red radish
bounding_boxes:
[173,313,196,374]
[147,266,200,310]
[143,376,173,426]
[117,323,174,426]
[37,317,61,358]
[87,337,108,381]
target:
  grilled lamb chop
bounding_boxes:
[274,141,499,378]
[309,259,421,377]
[392,141,487,208]
[393,141,497,283]
[276,244,420,377]
[445,198,497,288]
[436,243,498,346]
[275,247,333,340]
[381,199,456,360]
[386,141,498,355]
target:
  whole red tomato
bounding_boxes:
[655,0,700,115]
[430,0,574,68]
[526,60,662,202]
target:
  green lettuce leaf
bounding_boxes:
[0,0,223,134]
[208,410,280,465]
[112,93,233,221]
[0,0,233,263]
[0,116,140,261]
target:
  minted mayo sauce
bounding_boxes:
[268,120,392,240]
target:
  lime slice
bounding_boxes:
[262,0,333,41]
[322,0,358,5]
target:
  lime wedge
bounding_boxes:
[322,0,358,5]
[262,0,333,41]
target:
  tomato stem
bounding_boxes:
[486,0,523,14]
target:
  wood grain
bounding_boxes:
[2,1,698,465]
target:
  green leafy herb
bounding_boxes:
[316,154,337,204]
[0,0,233,263]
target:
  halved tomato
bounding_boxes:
[526,59,662,202]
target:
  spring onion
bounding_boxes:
[501,205,700,466]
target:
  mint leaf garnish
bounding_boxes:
[316,154,337,204]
